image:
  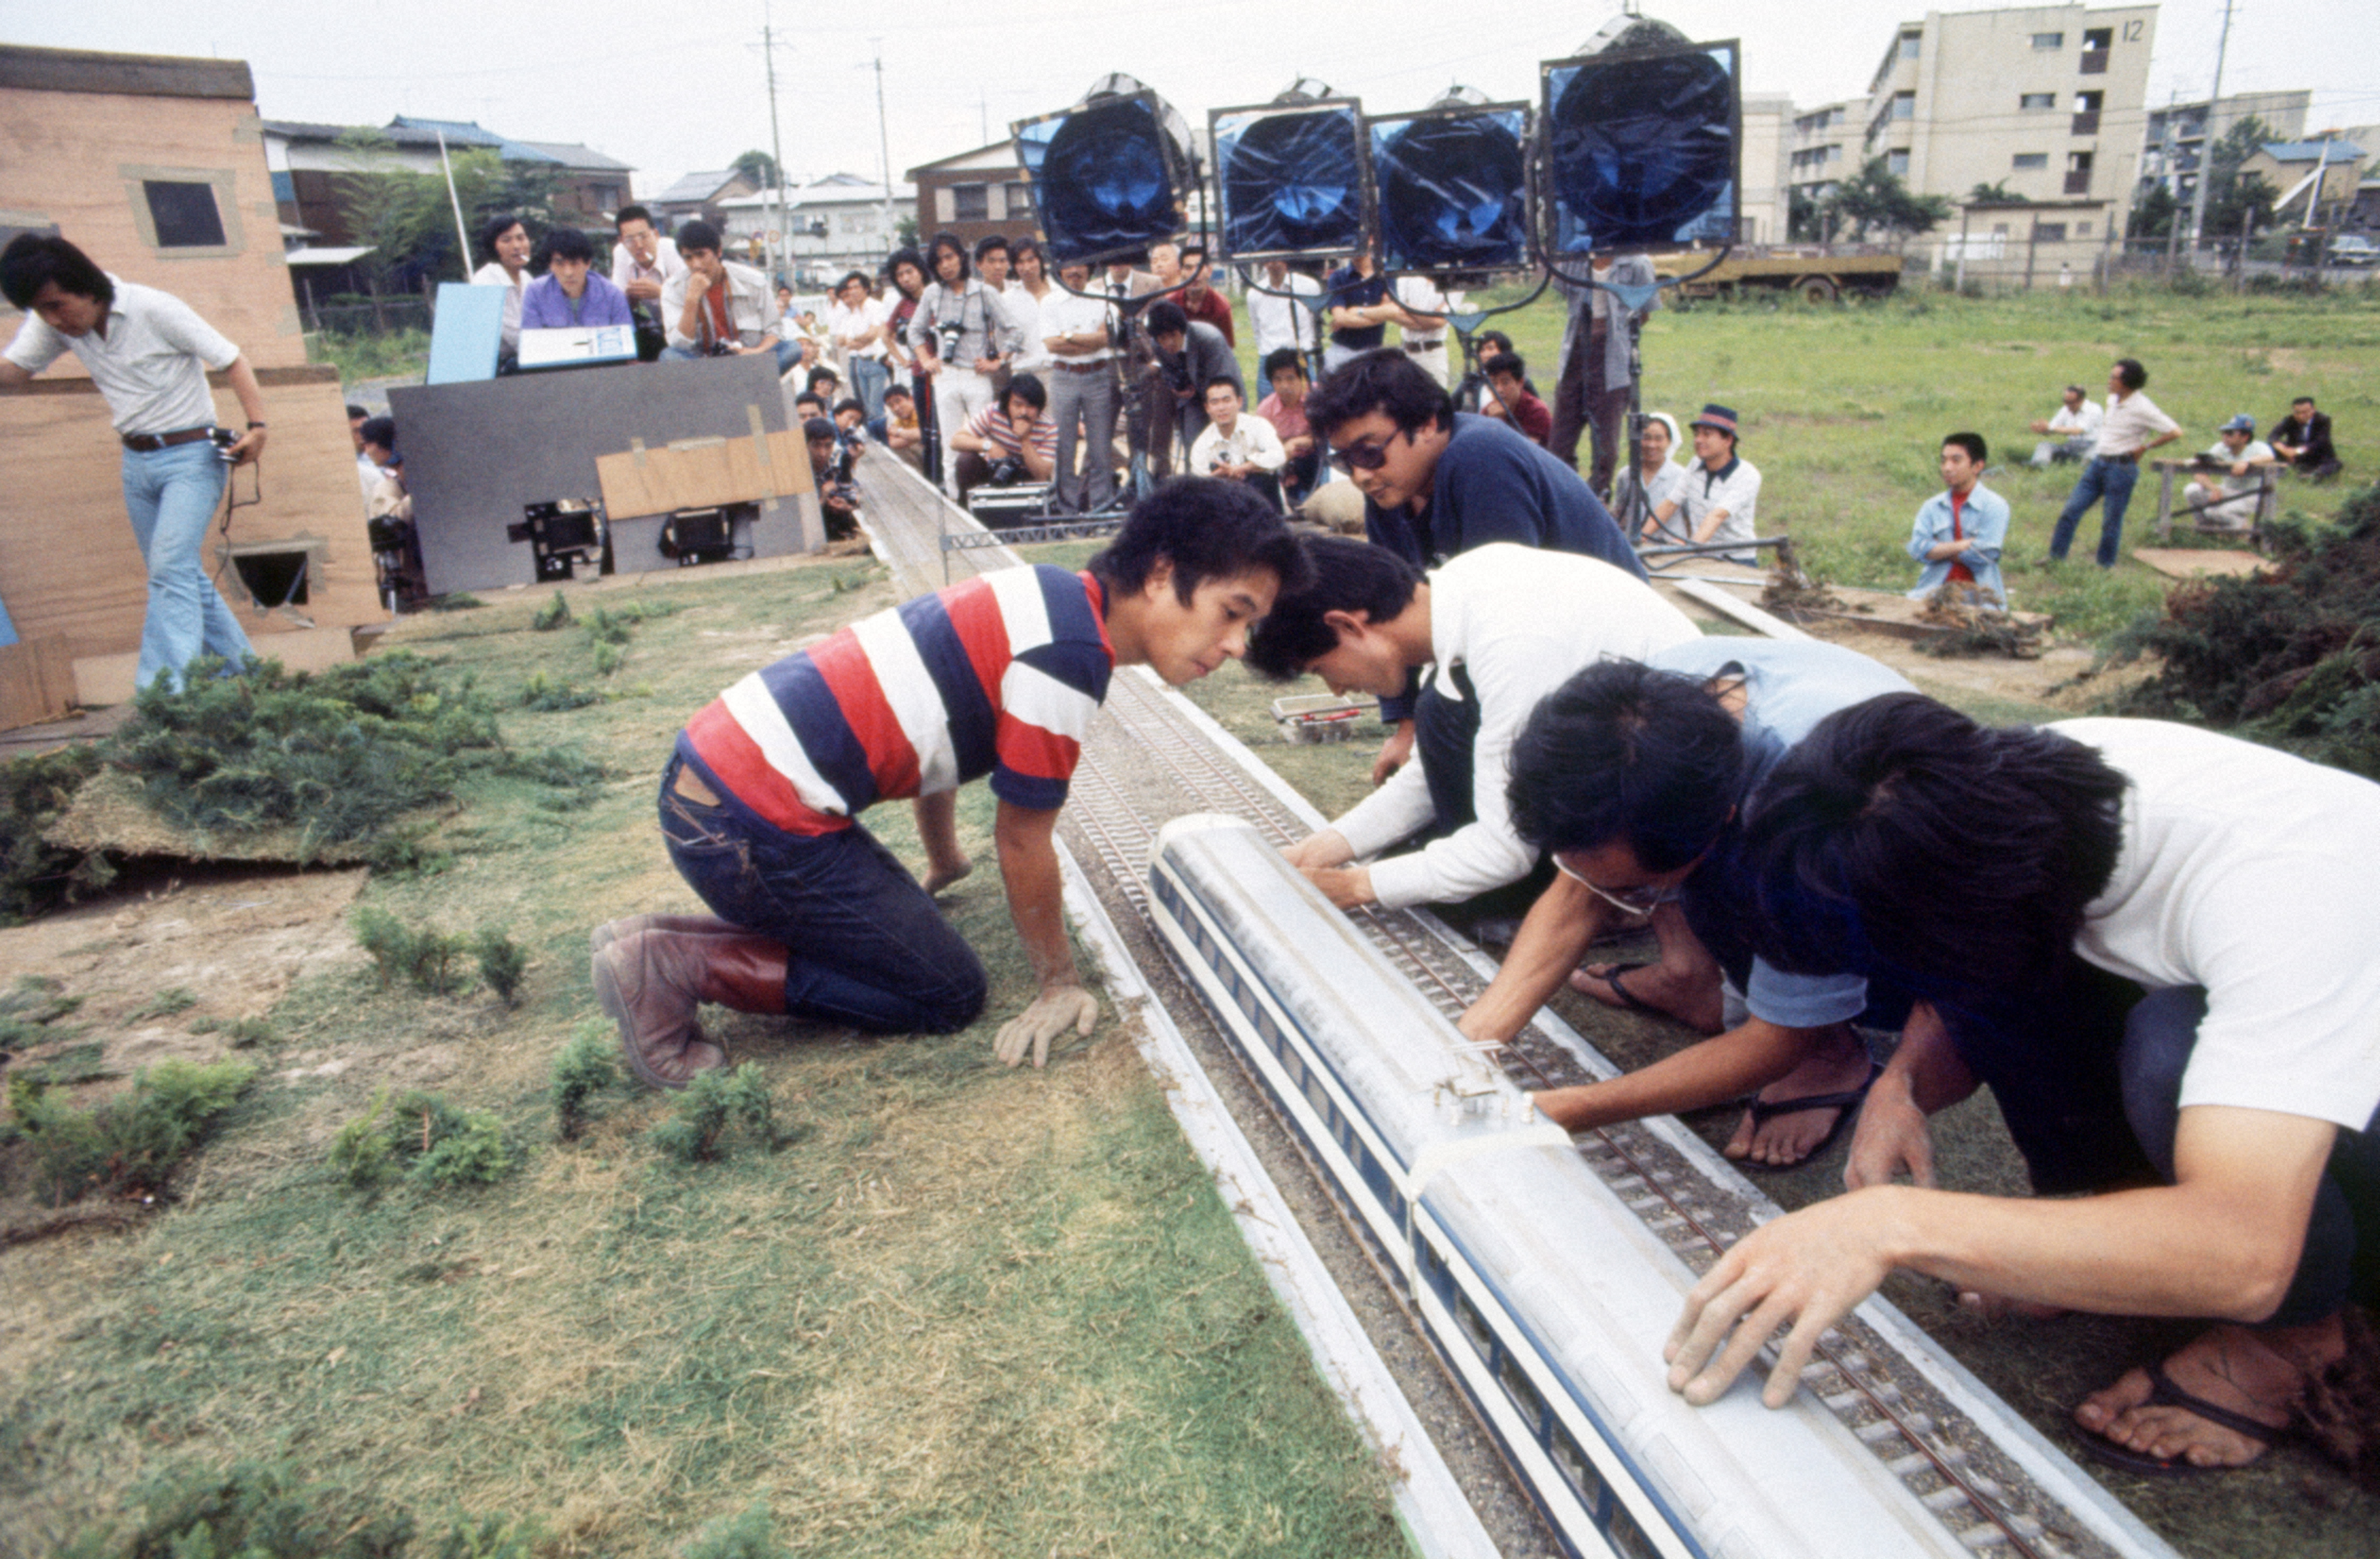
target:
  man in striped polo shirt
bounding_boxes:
[592,480,1308,1086]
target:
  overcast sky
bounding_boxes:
[16,1,2378,194]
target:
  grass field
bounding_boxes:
[0,571,1402,1559]
[1239,276,2380,641]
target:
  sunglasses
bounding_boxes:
[1552,854,1684,917]
[1327,430,1404,474]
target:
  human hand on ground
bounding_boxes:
[1664,1188,1903,1408]
[993,982,1099,1068]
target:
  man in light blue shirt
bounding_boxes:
[1905,432,2010,606]
[1458,637,1915,1168]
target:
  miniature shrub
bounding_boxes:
[650,1063,776,1164]
[518,670,601,711]
[680,1503,786,1559]
[54,1461,414,1559]
[0,745,105,924]
[129,987,198,1021]
[473,929,528,1006]
[2105,484,2380,778]
[551,1021,623,1141]
[531,590,573,630]
[0,974,83,1057]
[331,1088,514,1191]
[6,1058,255,1206]
[351,908,469,995]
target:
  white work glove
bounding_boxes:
[993,983,1099,1069]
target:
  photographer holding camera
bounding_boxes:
[661,221,795,372]
[0,233,262,692]
[950,373,1057,502]
[907,231,1024,500]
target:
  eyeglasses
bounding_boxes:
[1552,854,1683,916]
[1327,431,1402,474]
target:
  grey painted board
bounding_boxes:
[389,355,821,597]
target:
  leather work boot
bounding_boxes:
[587,912,742,958]
[590,927,790,1090]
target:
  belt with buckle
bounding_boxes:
[121,426,214,453]
[1403,341,1444,353]
[2102,450,2138,464]
[1053,359,1112,373]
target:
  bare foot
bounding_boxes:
[1723,1035,1875,1167]
[1569,962,1651,1010]
[922,857,973,896]
[2075,1318,2343,1470]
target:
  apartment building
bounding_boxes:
[1739,93,1793,243]
[2139,90,2311,201]
[1790,101,1857,200]
[1860,3,2155,250]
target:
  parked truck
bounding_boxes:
[1650,246,1908,302]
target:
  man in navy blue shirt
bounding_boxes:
[1303,348,1645,781]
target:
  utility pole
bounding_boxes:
[761,0,792,282]
[2186,0,2235,258]
[873,42,897,264]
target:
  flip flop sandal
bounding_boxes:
[2075,1362,2288,1478]
[1733,1059,1883,1170]
[1578,962,1662,1015]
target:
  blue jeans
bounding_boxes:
[657,756,987,1033]
[848,355,891,419]
[2050,455,2139,568]
[659,339,805,376]
[121,441,253,690]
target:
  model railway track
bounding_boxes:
[851,451,2170,1559]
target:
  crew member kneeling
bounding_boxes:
[591,481,1307,1085]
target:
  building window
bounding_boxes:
[2082,27,2112,48]
[144,181,226,248]
[2077,221,2092,237]
[1004,181,1035,216]
[2013,153,2049,170]
[1887,149,1911,177]
[2032,31,2064,48]
[1892,91,1915,120]
[951,183,988,222]
[2020,93,2057,111]
[1898,32,1921,60]
[2034,223,2068,242]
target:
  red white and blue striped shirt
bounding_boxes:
[677,565,1114,833]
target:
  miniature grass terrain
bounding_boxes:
[1240,281,2380,643]
[0,563,1401,1559]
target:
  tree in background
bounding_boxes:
[2128,183,2180,240]
[2200,115,2280,238]
[1967,181,2026,206]
[1829,157,1953,247]
[733,149,782,189]
[336,133,563,298]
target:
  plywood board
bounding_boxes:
[596,429,813,519]
[0,634,76,731]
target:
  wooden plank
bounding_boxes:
[1669,578,1814,641]
[0,634,76,731]
[596,429,815,519]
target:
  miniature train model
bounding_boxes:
[1147,814,1994,1559]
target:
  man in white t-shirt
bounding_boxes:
[1679,403,1761,564]
[1665,697,2380,1479]
[2027,382,2104,467]
[1,234,262,690]
[825,271,892,418]
[1250,537,1698,915]
[1247,258,1321,369]
[2184,414,2276,530]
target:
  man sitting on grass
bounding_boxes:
[1905,432,2010,605]
[590,481,1307,1085]
[1249,536,1696,917]
[1458,640,1916,1168]
[1665,700,2380,1480]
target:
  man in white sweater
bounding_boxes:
[1247,537,1698,913]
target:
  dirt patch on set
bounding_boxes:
[41,768,395,865]
[1,864,371,1081]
